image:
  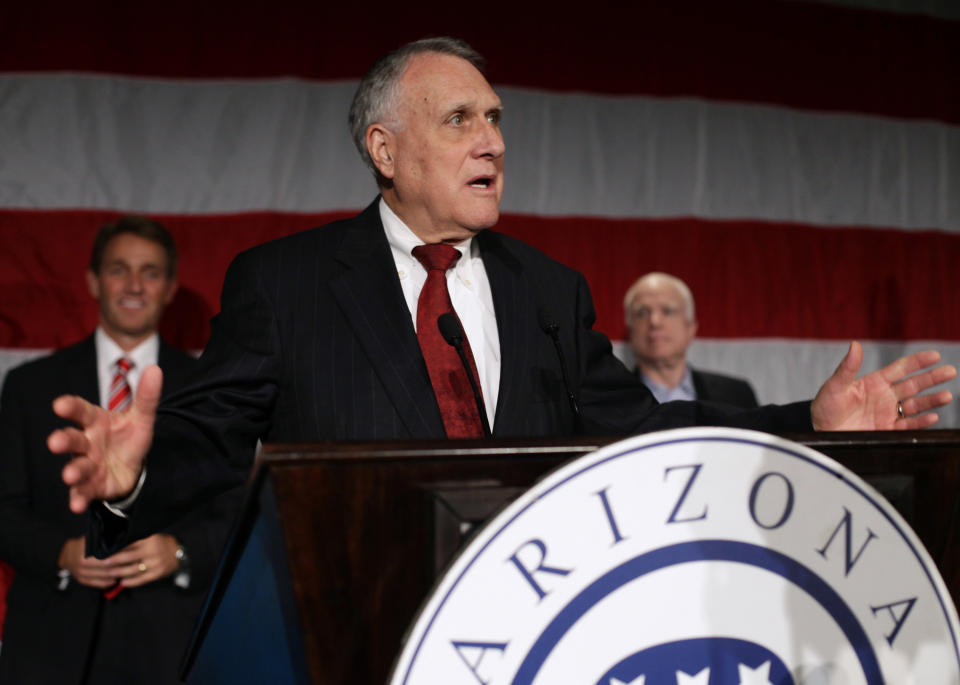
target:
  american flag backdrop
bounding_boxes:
[1,0,959,428]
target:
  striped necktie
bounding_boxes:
[107,357,134,412]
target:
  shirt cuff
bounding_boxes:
[102,467,147,517]
[173,570,192,589]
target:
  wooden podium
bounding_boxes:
[182,431,960,684]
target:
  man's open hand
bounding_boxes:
[50,365,163,513]
[811,342,956,431]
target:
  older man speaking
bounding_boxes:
[49,38,955,552]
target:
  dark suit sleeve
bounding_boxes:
[149,345,243,590]
[0,368,71,584]
[736,381,760,409]
[157,488,240,590]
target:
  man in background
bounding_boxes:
[625,272,759,408]
[0,218,235,684]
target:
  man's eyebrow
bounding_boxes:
[442,101,503,117]
[443,101,472,116]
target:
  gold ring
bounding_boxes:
[897,400,905,419]
[138,561,147,574]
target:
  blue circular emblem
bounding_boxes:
[390,428,960,685]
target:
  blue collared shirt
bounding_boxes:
[641,366,697,404]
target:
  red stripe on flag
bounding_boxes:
[2,210,956,349]
[500,215,958,342]
[2,1,958,123]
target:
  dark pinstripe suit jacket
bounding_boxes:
[100,199,812,547]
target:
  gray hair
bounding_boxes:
[623,272,697,324]
[347,37,486,180]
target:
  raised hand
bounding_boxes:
[50,365,163,513]
[811,341,956,431]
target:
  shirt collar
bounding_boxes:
[379,197,478,271]
[641,364,696,402]
[95,327,160,371]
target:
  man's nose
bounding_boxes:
[126,273,144,292]
[475,121,505,158]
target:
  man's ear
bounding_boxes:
[366,124,395,180]
[85,270,100,300]
[162,278,179,307]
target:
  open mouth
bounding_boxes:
[468,176,494,189]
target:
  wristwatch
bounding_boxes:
[175,544,190,570]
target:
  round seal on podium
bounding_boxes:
[390,428,960,685]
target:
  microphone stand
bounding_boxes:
[538,306,582,429]
[437,313,492,437]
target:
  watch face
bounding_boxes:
[391,427,960,685]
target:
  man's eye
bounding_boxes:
[487,111,500,125]
[450,114,464,126]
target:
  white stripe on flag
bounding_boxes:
[2,75,958,232]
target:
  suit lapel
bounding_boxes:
[65,336,101,405]
[478,232,537,436]
[690,368,706,400]
[329,202,445,437]
[157,340,194,395]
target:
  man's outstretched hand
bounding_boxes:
[811,342,956,431]
[50,365,163,513]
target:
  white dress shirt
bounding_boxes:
[94,327,160,406]
[379,198,501,429]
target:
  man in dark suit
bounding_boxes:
[0,218,235,684]
[624,272,760,408]
[51,38,954,552]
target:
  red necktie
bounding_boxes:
[412,244,485,438]
[107,357,133,411]
[103,356,133,599]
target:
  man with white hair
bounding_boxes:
[625,272,759,408]
[48,38,955,556]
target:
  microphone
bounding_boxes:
[537,305,582,426]
[437,313,492,437]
